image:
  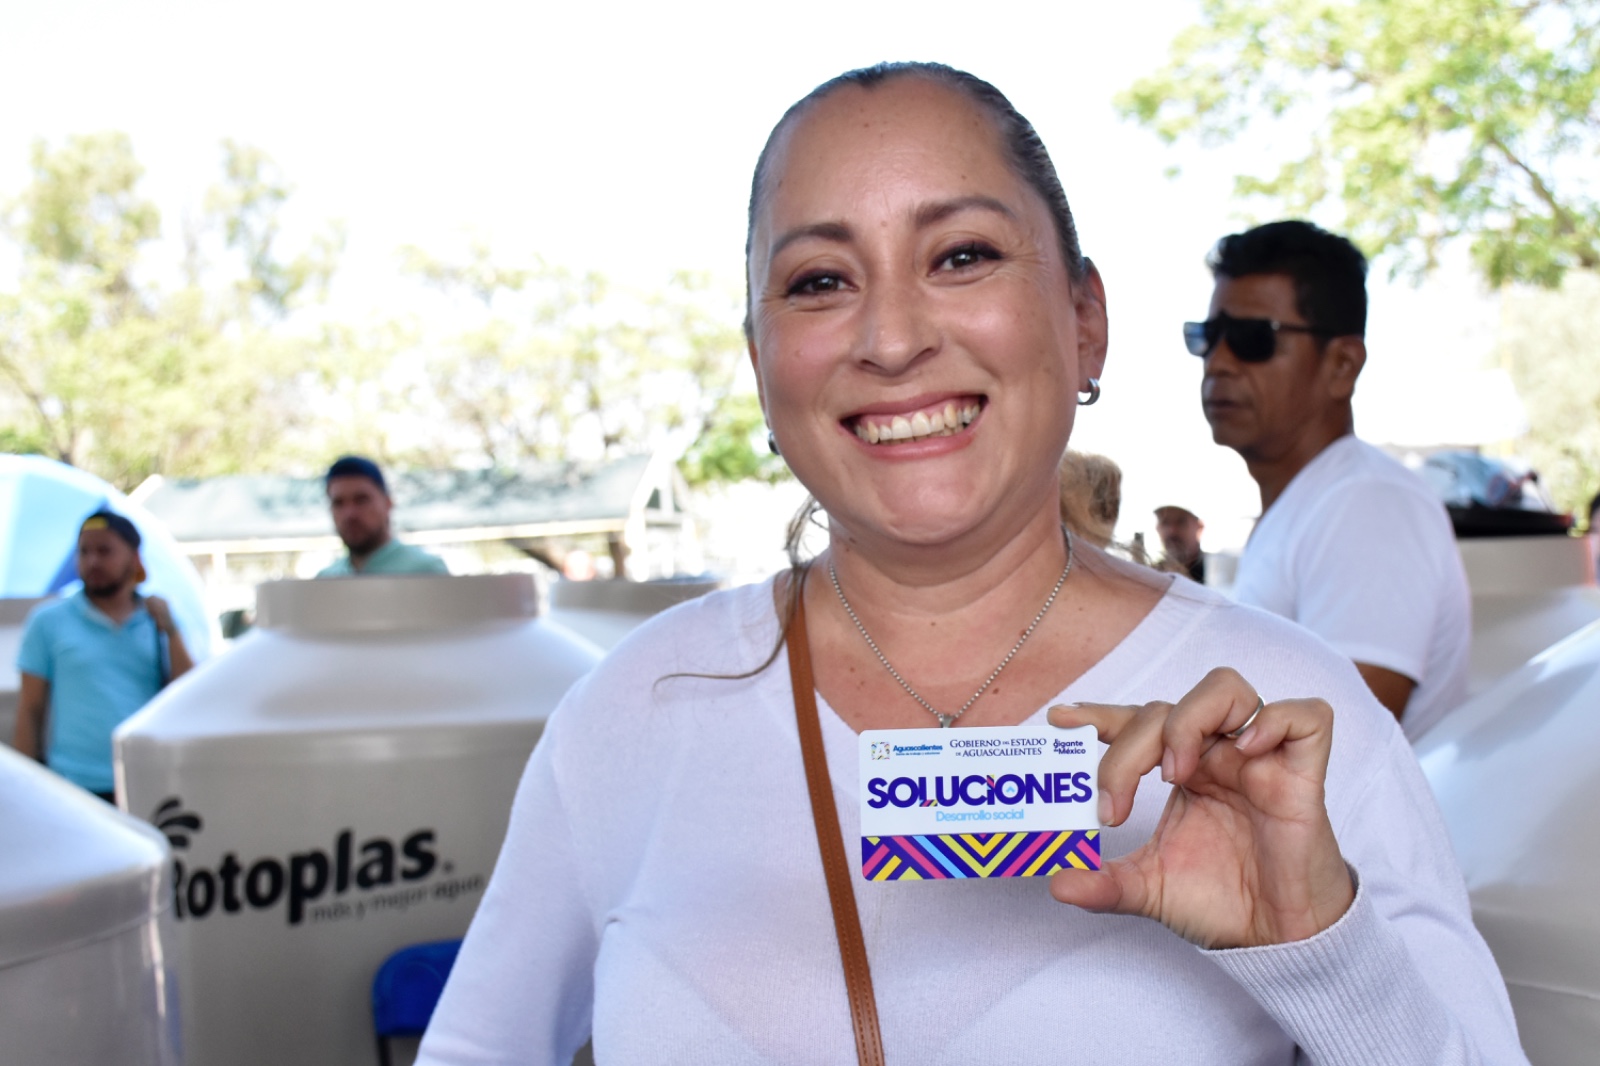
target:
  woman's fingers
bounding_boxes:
[1052,673,1348,947]
[1229,696,1336,778]
[1161,667,1265,784]
[1049,701,1170,826]
[1046,701,1135,743]
[1049,857,1150,918]
[1050,673,1336,825]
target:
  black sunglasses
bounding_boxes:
[1183,312,1339,363]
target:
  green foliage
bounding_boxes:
[679,391,789,486]
[0,134,331,490]
[17,132,158,285]
[202,140,344,317]
[1120,0,1600,286]
[1495,271,1600,516]
[0,136,770,495]
[398,246,753,479]
[0,422,49,456]
[301,316,425,470]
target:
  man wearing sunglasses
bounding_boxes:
[1188,220,1470,741]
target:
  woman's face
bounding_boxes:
[747,77,1107,553]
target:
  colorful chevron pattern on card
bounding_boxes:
[861,829,1100,880]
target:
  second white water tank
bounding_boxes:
[115,573,601,1066]
[1457,534,1600,698]
[548,576,719,650]
[0,744,176,1066]
[1418,618,1600,1064]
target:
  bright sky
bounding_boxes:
[0,0,1514,553]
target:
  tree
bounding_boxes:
[1120,0,1600,286]
[0,137,771,493]
[1495,271,1600,515]
[397,243,768,483]
[0,134,338,489]
[196,140,343,319]
[679,392,789,486]
[1122,0,1600,511]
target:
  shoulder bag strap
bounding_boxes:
[136,594,171,690]
[156,627,171,690]
[146,597,171,689]
[786,582,886,1066]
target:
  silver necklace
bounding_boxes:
[827,530,1075,728]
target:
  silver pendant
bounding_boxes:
[936,714,956,728]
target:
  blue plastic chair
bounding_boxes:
[372,939,463,1066]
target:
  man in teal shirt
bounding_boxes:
[317,456,449,577]
[14,511,195,800]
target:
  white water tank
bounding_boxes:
[0,597,45,748]
[1457,534,1600,697]
[1418,619,1600,1065]
[548,577,720,650]
[115,574,601,1066]
[0,744,176,1065]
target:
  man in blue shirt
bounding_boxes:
[13,511,194,801]
[316,456,449,577]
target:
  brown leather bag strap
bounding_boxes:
[787,583,887,1066]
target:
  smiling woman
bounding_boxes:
[747,72,1100,573]
[417,63,1528,1066]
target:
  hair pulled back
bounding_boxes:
[744,61,1088,335]
[714,63,1092,684]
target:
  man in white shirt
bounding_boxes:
[1187,220,1470,740]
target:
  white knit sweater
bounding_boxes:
[419,577,1527,1065]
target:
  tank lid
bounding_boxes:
[257,574,537,635]
[0,747,169,970]
[549,577,720,615]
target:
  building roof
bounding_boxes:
[140,453,666,550]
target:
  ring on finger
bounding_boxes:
[1225,696,1264,739]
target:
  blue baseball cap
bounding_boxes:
[79,509,142,550]
[325,455,387,494]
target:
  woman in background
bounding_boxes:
[1058,450,1121,549]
